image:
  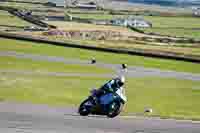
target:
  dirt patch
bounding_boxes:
[42,29,200,45]
[43,29,126,40]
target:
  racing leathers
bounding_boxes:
[92,78,125,104]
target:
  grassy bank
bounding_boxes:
[61,39,200,56]
[0,73,200,120]
[1,37,200,73]
[0,56,113,74]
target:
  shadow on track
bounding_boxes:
[64,113,107,119]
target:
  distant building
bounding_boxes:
[75,3,97,9]
[193,9,200,16]
[111,19,128,27]
[48,0,97,9]
[194,11,200,16]
[48,0,65,7]
[111,16,152,28]
[129,17,152,28]
[192,7,200,16]
[44,2,57,7]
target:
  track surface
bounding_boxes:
[0,102,200,133]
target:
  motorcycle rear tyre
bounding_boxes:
[78,99,91,116]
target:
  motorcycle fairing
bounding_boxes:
[116,88,127,103]
[99,93,115,105]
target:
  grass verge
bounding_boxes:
[61,38,200,56]
[0,56,113,74]
[125,77,200,120]
[0,73,200,120]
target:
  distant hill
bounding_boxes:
[128,0,200,7]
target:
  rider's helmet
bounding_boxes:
[115,76,125,87]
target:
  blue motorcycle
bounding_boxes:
[78,88,127,118]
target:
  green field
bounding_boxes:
[68,13,200,28]
[0,2,45,10]
[144,16,200,28]
[71,13,119,20]
[0,10,32,27]
[1,37,200,74]
[142,16,200,39]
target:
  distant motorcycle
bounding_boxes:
[78,87,127,118]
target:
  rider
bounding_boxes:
[92,76,125,104]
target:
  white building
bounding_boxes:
[75,3,97,9]
[48,0,97,9]
[194,9,200,16]
[192,6,200,16]
[128,18,152,28]
[111,17,152,28]
[48,0,65,7]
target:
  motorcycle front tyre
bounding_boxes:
[107,101,123,118]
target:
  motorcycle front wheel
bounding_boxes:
[107,101,123,118]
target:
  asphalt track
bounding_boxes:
[0,102,200,133]
[1,51,200,133]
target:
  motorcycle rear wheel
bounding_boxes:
[78,99,91,116]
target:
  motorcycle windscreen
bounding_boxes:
[100,93,114,105]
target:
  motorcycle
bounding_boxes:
[78,87,127,118]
